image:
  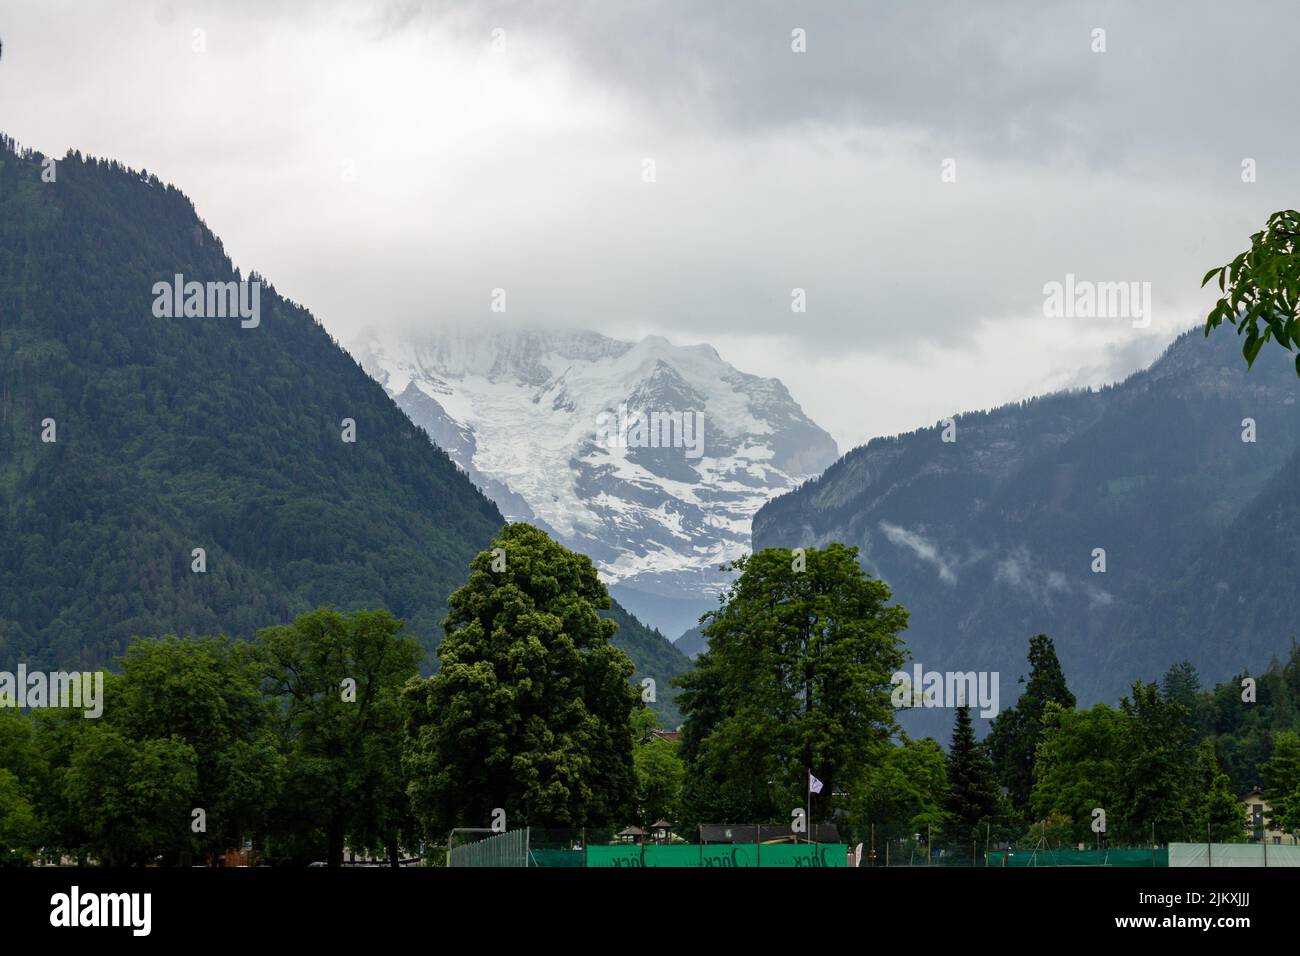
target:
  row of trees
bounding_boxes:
[992,642,1300,845]
[672,546,1300,849]
[0,524,656,866]
[5,530,1298,864]
[0,610,420,867]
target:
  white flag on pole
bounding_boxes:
[808,772,824,794]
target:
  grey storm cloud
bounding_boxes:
[406,0,1300,167]
[3,0,1297,447]
[382,0,1300,362]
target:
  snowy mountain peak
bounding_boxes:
[350,327,838,631]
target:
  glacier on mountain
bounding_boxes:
[350,327,838,634]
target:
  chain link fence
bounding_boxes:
[447,828,529,867]
[442,822,1284,867]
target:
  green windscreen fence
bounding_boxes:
[586,843,849,868]
[529,848,584,867]
[700,844,757,867]
[986,847,1169,867]
[645,844,705,867]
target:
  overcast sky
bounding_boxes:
[2,0,1297,450]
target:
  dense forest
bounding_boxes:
[672,555,1300,851]
[0,527,669,868]
[7,542,1296,868]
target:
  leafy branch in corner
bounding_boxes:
[1202,209,1300,376]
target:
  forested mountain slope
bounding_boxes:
[755,327,1300,736]
[0,137,688,719]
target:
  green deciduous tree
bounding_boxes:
[852,735,948,834]
[1116,681,1196,842]
[0,768,39,866]
[25,707,95,863]
[1193,741,1246,843]
[677,543,907,825]
[258,607,421,867]
[1030,703,1127,845]
[403,524,639,838]
[64,720,198,866]
[112,636,282,864]
[0,706,45,864]
[1262,730,1300,837]
[632,711,685,827]
[1278,785,1300,836]
[1203,210,1300,376]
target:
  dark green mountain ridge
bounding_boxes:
[755,324,1300,738]
[0,135,688,721]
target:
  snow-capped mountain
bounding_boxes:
[350,328,838,634]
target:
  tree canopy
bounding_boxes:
[676,544,907,826]
[403,523,640,838]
